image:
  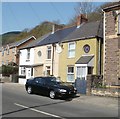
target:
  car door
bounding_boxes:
[34,77,48,95]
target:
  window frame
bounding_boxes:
[26,49,30,60]
[67,66,74,82]
[47,46,52,59]
[21,67,26,75]
[68,42,75,58]
[118,14,120,35]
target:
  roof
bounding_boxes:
[103,2,120,11]
[35,26,76,46]
[20,33,51,50]
[62,21,103,43]
[0,36,36,51]
[75,55,94,64]
[9,36,36,48]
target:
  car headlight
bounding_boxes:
[59,89,67,93]
[74,87,77,90]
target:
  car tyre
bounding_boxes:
[27,86,32,94]
[49,91,55,99]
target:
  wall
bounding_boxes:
[59,38,100,82]
[104,9,120,85]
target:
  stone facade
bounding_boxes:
[103,4,120,85]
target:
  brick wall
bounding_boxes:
[104,10,120,85]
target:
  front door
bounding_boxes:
[76,66,87,80]
[76,66,87,94]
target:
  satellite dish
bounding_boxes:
[56,44,62,54]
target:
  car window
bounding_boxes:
[35,77,45,84]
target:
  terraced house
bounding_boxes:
[0,36,36,66]
[59,17,103,82]
[103,2,120,86]
[19,24,76,84]
[19,14,103,84]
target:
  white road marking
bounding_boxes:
[14,103,66,119]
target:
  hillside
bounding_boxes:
[1,21,65,46]
[0,31,21,45]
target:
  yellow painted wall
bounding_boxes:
[59,38,100,82]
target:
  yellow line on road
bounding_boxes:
[14,103,66,119]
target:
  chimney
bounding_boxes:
[77,14,88,28]
[51,24,55,34]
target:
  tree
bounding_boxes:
[68,2,103,25]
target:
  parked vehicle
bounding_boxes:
[25,76,77,99]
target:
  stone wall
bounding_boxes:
[104,10,119,85]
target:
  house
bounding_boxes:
[19,24,76,84]
[0,36,36,66]
[103,2,120,86]
[58,15,103,82]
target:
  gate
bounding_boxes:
[75,78,87,94]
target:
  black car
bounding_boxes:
[25,76,77,99]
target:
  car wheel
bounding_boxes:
[27,86,32,94]
[49,91,55,99]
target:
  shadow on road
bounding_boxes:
[1,95,80,117]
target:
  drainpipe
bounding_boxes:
[52,44,55,76]
[102,9,106,85]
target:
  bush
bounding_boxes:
[0,65,18,76]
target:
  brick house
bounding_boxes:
[0,36,36,66]
[103,2,120,85]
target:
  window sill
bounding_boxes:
[26,59,30,62]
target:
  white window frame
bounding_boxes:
[67,66,74,82]
[27,49,30,60]
[21,67,26,75]
[46,66,51,76]
[2,47,4,56]
[6,46,9,55]
[47,46,51,59]
[68,42,75,58]
[118,14,120,34]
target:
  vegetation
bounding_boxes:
[0,65,18,76]
[1,2,113,46]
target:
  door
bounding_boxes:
[76,66,87,80]
[76,66,87,94]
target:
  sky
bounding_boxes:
[1,2,106,34]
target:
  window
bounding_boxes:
[6,45,9,55]
[47,46,51,59]
[31,68,33,76]
[118,14,120,34]
[12,48,15,53]
[27,49,30,60]
[68,42,75,58]
[46,66,51,76]
[2,47,4,56]
[67,66,74,82]
[6,60,9,65]
[21,67,26,75]
[2,61,4,65]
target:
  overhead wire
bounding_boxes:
[49,2,66,24]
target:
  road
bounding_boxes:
[1,83,119,118]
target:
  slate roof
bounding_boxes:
[20,33,51,50]
[0,36,36,51]
[20,26,76,49]
[75,55,94,64]
[8,36,36,48]
[62,21,103,43]
[35,26,76,46]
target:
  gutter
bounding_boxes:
[102,9,106,86]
